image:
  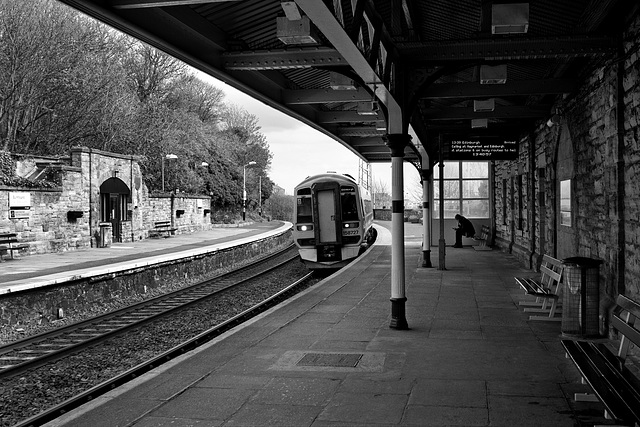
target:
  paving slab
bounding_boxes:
[44,221,603,427]
[0,221,286,291]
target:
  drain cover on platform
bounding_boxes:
[296,352,363,367]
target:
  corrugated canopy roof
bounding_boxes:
[56,0,636,169]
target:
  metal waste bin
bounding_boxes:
[98,222,112,248]
[561,256,602,337]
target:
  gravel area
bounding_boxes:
[0,244,295,346]
[0,258,316,427]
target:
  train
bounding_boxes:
[292,172,377,269]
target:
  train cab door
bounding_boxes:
[317,189,337,242]
[312,181,342,262]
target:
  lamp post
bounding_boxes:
[243,161,256,221]
[161,154,178,192]
[258,175,262,217]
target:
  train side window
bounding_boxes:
[341,193,359,221]
[364,199,373,215]
[297,197,312,223]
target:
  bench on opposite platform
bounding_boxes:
[473,225,492,251]
[0,232,29,261]
[515,255,564,321]
[562,294,640,425]
[150,220,177,238]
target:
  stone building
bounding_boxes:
[490,14,640,305]
[0,147,212,255]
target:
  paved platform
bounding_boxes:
[0,221,289,294]
[42,221,595,427]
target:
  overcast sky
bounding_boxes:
[198,72,421,197]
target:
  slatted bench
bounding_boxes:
[150,220,176,238]
[562,294,640,425]
[515,255,564,321]
[0,233,29,261]
[473,225,492,251]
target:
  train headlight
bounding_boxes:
[343,222,359,229]
[297,224,313,231]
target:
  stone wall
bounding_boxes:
[0,148,213,255]
[493,14,640,307]
[373,209,392,221]
[72,147,145,244]
[173,196,212,233]
[0,185,92,254]
[0,228,292,337]
[0,155,92,254]
[494,135,537,268]
[622,16,640,299]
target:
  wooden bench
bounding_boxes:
[0,233,29,261]
[150,220,177,238]
[562,294,640,425]
[515,255,564,321]
[473,225,492,251]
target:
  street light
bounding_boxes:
[243,161,257,221]
[258,175,262,217]
[161,154,178,192]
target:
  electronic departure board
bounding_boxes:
[442,136,519,160]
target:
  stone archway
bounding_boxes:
[99,177,130,243]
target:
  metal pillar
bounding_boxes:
[420,168,433,268]
[385,134,409,330]
[438,135,446,270]
[242,165,247,221]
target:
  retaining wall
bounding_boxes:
[0,228,292,343]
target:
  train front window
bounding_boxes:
[341,191,359,221]
[297,196,312,223]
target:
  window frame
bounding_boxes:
[560,179,572,227]
[517,174,524,230]
[502,179,507,225]
[433,161,490,219]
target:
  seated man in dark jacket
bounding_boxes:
[453,214,475,248]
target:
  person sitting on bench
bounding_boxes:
[453,214,475,248]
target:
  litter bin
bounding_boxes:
[561,256,602,337]
[98,222,112,248]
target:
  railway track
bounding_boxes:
[0,244,300,380]
[3,245,317,427]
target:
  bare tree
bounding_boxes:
[372,178,391,208]
[0,0,275,215]
[265,193,293,221]
[0,0,133,153]
[218,104,273,205]
[405,179,423,209]
[165,74,225,123]
[123,42,186,103]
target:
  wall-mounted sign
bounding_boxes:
[443,136,519,161]
[10,209,30,219]
[9,192,31,208]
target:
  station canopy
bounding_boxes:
[57,0,633,169]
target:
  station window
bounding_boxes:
[517,174,524,230]
[433,161,489,219]
[560,179,572,226]
[502,179,507,225]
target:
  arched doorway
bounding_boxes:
[100,177,130,243]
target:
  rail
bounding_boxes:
[0,244,298,379]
